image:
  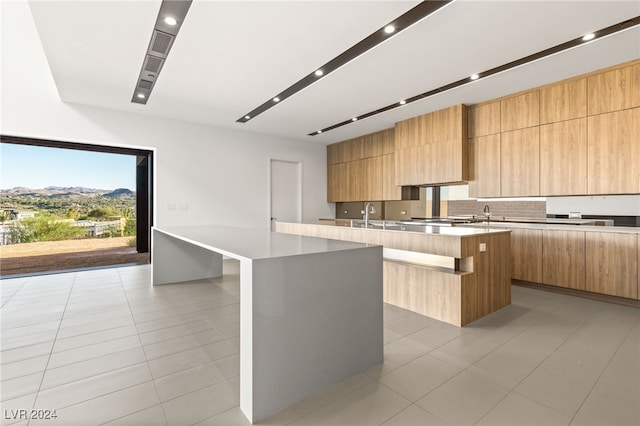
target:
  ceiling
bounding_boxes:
[28,0,640,145]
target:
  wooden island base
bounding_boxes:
[275,222,512,326]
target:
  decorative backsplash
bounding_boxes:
[448,200,547,219]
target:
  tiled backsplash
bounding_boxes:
[448,200,547,219]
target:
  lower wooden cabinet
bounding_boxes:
[542,230,585,290]
[585,232,638,299]
[510,228,543,282]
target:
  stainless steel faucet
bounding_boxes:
[364,202,375,228]
[483,204,491,224]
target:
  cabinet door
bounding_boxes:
[469,134,501,197]
[382,129,395,155]
[540,118,587,195]
[588,63,640,115]
[540,78,587,124]
[542,230,585,290]
[511,228,543,282]
[586,232,638,299]
[501,127,540,196]
[382,153,402,200]
[432,104,464,142]
[501,91,540,132]
[587,108,640,194]
[468,101,501,138]
[394,116,422,150]
[363,156,384,201]
[327,163,348,202]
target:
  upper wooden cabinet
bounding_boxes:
[500,127,540,197]
[540,78,587,124]
[326,128,400,202]
[587,107,640,194]
[588,63,640,116]
[539,118,587,196]
[501,91,540,132]
[395,104,468,186]
[468,133,501,198]
[468,101,500,138]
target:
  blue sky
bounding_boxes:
[0,143,136,190]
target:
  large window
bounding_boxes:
[0,135,153,276]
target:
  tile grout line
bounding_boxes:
[566,313,639,425]
[0,276,33,309]
[26,272,78,426]
[116,266,170,426]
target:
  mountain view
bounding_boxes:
[1,186,136,219]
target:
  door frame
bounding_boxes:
[0,134,155,254]
[267,158,302,230]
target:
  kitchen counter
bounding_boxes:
[152,226,382,422]
[459,221,640,234]
[275,222,512,326]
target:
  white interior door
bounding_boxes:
[270,159,302,229]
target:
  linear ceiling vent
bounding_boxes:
[150,31,174,57]
[131,0,192,105]
[143,55,164,74]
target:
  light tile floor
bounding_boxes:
[1,260,638,426]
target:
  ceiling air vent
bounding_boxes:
[131,0,192,105]
[143,55,164,74]
[149,30,174,57]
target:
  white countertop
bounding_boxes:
[459,222,640,234]
[154,225,373,260]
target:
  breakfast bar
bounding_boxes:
[151,225,383,423]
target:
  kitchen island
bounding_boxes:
[275,222,512,326]
[152,226,383,423]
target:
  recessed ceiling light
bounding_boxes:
[384,25,395,34]
[315,70,323,77]
[244,115,250,120]
[351,117,358,122]
[470,74,480,80]
[164,16,177,26]
[582,33,595,41]
[137,93,145,99]
[317,130,322,134]
[273,97,280,102]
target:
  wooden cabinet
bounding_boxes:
[500,127,540,197]
[542,230,585,290]
[587,107,640,194]
[588,63,640,115]
[468,133,501,198]
[501,91,540,132]
[540,118,587,195]
[382,153,401,200]
[395,104,467,186]
[468,101,501,138]
[585,232,638,299]
[540,78,587,124]
[511,228,543,283]
[327,128,399,202]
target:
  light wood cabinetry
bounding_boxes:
[500,127,540,197]
[542,230,585,290]
[468,133,501,198]
[395,104,467,186]
[540,78,587,124]
[540,118,587,195]
[585,232,638,299]
[588,63,640,115]
[511,228,543,283]
[501,91,540,132]
[468,101,500,138]
[587,107,640,194]
[327,128,401,202]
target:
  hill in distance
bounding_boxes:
[1,187,135,197]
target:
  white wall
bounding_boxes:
[0,1,333,229]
